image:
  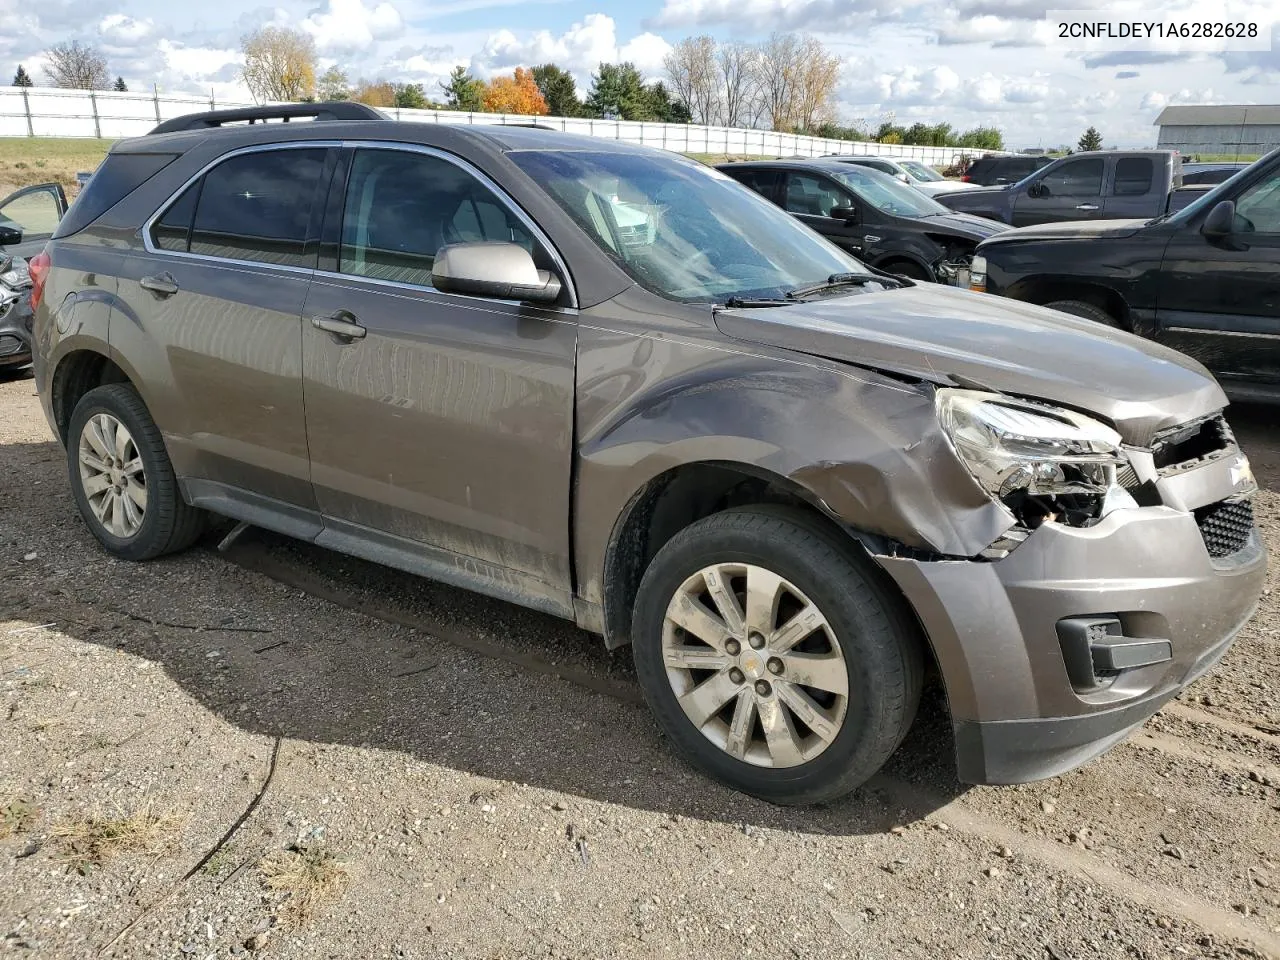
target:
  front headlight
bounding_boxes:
[937,388,1125,514]
[0,259,30,288]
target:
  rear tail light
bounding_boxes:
[968,255,987,293]
[28,248,51,311]
[960,174,972,182]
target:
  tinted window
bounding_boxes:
[1041,158,1103,197]
[829,167,950,217]
[1113,157,1153,196]
[509,149,870,303]
[1236,170,1280,234]
[152,182,198,252]
[726,168,779,198]
[188,149,326,266]
[54,153,176,239]
[340,149,533,288]
[783,173,848,217]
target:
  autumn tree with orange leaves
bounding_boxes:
[482,67,549,115]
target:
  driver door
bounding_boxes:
[782,172,867,256]
[1013,157,1105,226]
[0,183,68,259]
[1155,166,1280,391]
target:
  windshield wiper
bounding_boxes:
[719,296,792,308]
[786,272,901,300]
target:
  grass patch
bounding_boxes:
[0,799,39,838]
[0,137,113,194]
[53,803,179,874]
[260,844,348,926]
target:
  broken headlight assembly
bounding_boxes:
[936,389,1134,543]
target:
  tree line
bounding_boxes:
[11,43,127,91]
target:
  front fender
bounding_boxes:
[572,321,1013,610]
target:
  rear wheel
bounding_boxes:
[67,384,205,561]
[632,506,924,805]
[1043,299,1119,327]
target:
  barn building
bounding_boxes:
[1154,105,1280,159]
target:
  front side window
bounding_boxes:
[339,148,534,288]
[185,148,326,266]
[900,160,943,182]
[1235,171,1280,235]
[508,149,868,303]
[784,173,848,218]
[1040,158,1104,197]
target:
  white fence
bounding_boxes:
[0,86,1003,165]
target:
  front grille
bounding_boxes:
[1195,498,1255,559]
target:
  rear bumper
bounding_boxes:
[877,505,1265,784]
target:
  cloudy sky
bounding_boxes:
[2,0,1277,147]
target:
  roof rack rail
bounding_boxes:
[150,101,385,135]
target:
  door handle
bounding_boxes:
[1075,203,1100,211]
[140,272,179,296]
[311,313,366,342]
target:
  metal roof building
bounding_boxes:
[1154,105,1280,159]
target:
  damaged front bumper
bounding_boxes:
[0,286,33,368]
[874,450,1266,784]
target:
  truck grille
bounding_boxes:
[1195,498,1254,559]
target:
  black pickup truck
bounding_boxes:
[939,150,1210,227]
[974,149,1280,401]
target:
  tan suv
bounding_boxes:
[31,104,1265,804]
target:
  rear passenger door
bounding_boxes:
[113,144,333,517]
[1103,157,1156,219]
[299,145,578,609]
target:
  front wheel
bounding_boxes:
[632,506,924,805]
[1043,299,1119,327]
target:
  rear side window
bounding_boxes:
[53,153,177,239]
[727,169,779,198]
[1113,157,1153,196]
[185,149,327,267]
[152,183,198,252]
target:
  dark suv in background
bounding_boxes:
[30,104,1264,805]
[962,155,1052,186]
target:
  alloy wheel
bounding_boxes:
[78,413,147,539]
[661,562,849,768]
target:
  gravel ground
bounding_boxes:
[1,368,1279,960]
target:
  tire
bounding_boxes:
[1043,299,1119,327]
[882,259,932,283]
[632,505,924,805]
[67,383,205,561]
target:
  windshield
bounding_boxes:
[1164,156,1269,224]
[827,166,951,218]
[509,150,870,303]
[900,160,943,182]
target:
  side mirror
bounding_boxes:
[1201,199,1236,241]
[896,173,911,183]
[1027,181,1047,198]
[432,241,562,304]
[829,205,859,224]
[0,224,21,246]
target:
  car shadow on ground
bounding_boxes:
[5,435,973,837]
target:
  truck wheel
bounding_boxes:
[67,384,205,561]
[1044,299,1119,327]
[884,260,931,282]
[631,505,924,805]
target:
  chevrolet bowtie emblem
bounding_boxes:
[1230,456,1255,490]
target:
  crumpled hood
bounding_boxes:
[920,212,1010,240]
[714,284,1225,445]
[979,218,1149,246]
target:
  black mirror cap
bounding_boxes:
[1201,199,1236,240]
[432,241,562,305]
[1027,181,1045,198]
[0,225,21,247]
[829,205,858,223]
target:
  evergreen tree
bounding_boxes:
[439,66,484,112]
[531,64,580,118]
[113,76,127,92]
[646,81,690,123]
[13,65,33,87]
[585,62,653,120]
[1078,126,1103,151]
[393,82,428,109]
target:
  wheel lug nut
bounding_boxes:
[724,639,741,656]
[748,633,765,650]
[754,680,772,697]
[729,668,745,684]
[767,658,784,675]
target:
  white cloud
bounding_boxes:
[470,14,671,81]
[1140,88,1234,111]
[300,0,404,53]
[99,14,156,43]
[648,0,906,31]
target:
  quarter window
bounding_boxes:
[339,148,533,288]
[185,149,326,266]
[1040,158,1104,197]
[152,182,198,252]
